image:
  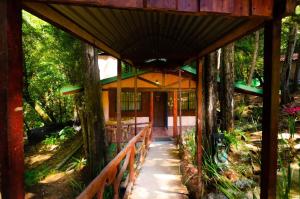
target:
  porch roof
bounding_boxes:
[21,0,284,67]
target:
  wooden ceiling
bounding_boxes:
[22,0,281,67]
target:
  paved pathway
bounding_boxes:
[129,141,188,199]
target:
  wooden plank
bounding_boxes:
[22,1,120,59]
[260,18,281,199]
[117,59,122,152]
[0,0,24,198]
[177,0,198,12]
[147,0,176,10]
[252,0,273,16]
[195,58,204,198]
[185,19,265,64]
[173,91,178,138]
[22,0,273,17]
[231,0,250,16]
[200,0,234,13]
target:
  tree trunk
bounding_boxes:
[203,52,218,157]
[73,43,107,179]
[220,43,235,133]
[23,72,55,124]
[293,62,300,91]
[281,22,298,104]
[247,31,260,86]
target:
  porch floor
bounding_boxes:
[129,141,188,199]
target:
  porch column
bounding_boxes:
[134,66,137,135]
[173,91,178,138]
[150,91,154,139]
[260,18,281,198]
[196,58,204,197]
[116,59,122,152]
[178,69,182,141]
[0,0,24,198]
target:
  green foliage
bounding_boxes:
[22,11,82,129]
[67,157,87,171]
[42,127,77,146]
[25,166,54,186]
[69,178,86,196]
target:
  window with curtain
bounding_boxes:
[180,91,196,111]
[120,92,142,111]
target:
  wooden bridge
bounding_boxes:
[77,125,188,199]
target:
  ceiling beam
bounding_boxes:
[22,1,121,59]
[22,0,275,17]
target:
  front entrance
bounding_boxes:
[153,92,168,127]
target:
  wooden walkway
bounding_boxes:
[129,141,188,199]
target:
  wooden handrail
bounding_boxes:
[77,125,152,199]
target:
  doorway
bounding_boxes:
[153,92,168,127]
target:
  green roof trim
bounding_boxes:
[61,66,263,96]
[180,65,263,96]
[60,85,82,95]
[101,70,148,85]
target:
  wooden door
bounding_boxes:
[153,92,167,127]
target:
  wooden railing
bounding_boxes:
[105,122,150,144]
[77,125,152,199]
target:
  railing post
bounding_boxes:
[129,146,136,183]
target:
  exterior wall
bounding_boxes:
[102,90,109,121]
[168,116,196,127]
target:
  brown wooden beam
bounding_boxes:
[195,58,204,198]
[137,76,161,87]
[0,0,24,198]
[22,1,121,59]
[116,59,122,152]
[22,0,274,17]
[260,18,281,199]
[149,91,154,140]
[173,91,178,138]
[178,69,182,142]
[134,67,137,135]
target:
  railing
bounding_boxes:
[77,125,152,199]
[105,122,150,144]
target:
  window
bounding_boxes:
[180,91,196,111]
[120,92,142,111]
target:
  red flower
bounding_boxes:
[283,106,300,115]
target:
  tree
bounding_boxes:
[220,43,235,133]
[71,44,107,179]
[203,52,218,156]
[247,31,260,86]
[281,18,298,104]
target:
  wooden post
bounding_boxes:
[134,67,137,135]
[0,1,24,198]
[150,91,154,139]
[179,69,182,141]
[196,58,204,198]
[260,18,281,199]
[117,59,122,152]
[173,91,178,138]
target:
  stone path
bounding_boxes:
[129,141,188,199]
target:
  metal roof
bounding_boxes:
[38,3,248,66]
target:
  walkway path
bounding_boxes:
[129,141,188,199]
